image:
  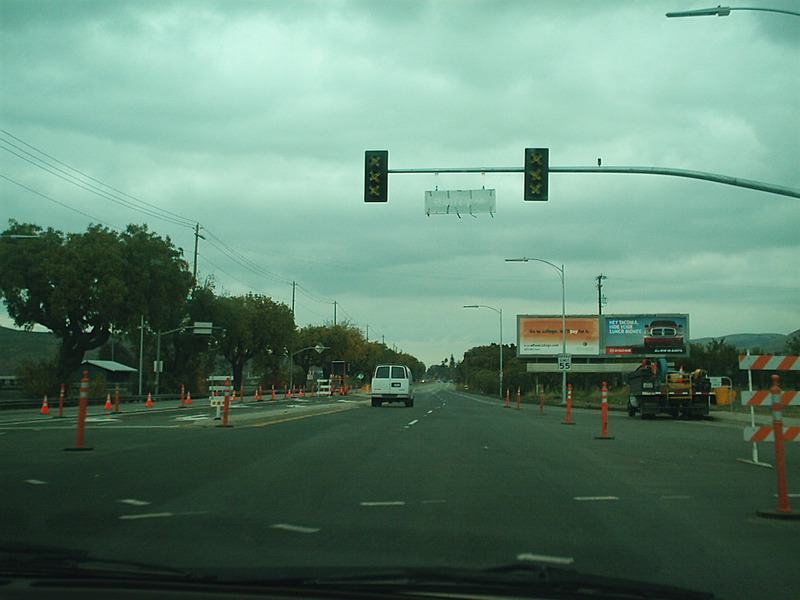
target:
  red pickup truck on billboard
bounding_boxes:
[643,319,684,350]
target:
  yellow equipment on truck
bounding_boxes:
[627,358,714,419]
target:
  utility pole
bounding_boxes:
[596,274,607,315]
[291,281,296,316]
[333,301,338,326]
[192,223,205,285]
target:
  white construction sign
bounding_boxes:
[424,189,495,217]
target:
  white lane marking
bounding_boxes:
[360,501,406,507]
[117,498,152,506]
[517,553,575,565]
[175,415,209,421]
[574,496,619,501]
[119,511,207,520]
[270,523,320,534]
[427,410,433,415]
[24,479,47,485]
[776,493,800,498]
[119,512,174,520]
[98,425,182,429]
[406,419,419,427]
[85,417,120,423]
[661,495,691,500]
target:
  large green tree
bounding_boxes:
[0,220,192,385]
[293,323,426,386]
[210,293,295,391]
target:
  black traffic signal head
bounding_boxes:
[524,148,549,201]
[364,150,388,202]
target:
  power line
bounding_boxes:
[0,174,119,229]
[0,129,195,228]
[2,130,392,341]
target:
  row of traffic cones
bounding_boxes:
[41,389,194,414]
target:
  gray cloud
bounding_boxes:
[2,0,798,366]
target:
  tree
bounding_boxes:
[685,339,740,383]
[0,220,192,386]
[292,323,426,387]
[212,293,295,391]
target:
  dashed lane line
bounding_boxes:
[117,498,152,506]
[270,523,321,534]
[118,511,207,520]
[573,496,619,501]
[517,553,575,565]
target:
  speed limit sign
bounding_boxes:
[558,353,572,371]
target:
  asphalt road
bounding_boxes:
[1,382,798,599]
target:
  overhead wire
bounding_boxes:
[0,129,195,229]
[2,130,395,347]
[0,173,119,230]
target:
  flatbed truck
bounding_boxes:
[627,359,714,419]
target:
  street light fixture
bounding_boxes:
[463,304,503,401]
[289,344,329,394]
[153,322,223,395]
[505,257,567,406]
[666,5,800,18]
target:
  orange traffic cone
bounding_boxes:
[104,393,112,410]
[186,391,192,405]
[40,394,50,415]
[271,386,276,400]
[145,392,153,407]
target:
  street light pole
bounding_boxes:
[463,304,503,401]
[666,6,800,18]
[506,257,567,405]
[289,344,328,394]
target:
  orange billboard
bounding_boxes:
[517,315,601,357]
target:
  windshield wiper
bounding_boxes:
[275,563,715,599]
[1,547,715,599]
[0,542,191,581]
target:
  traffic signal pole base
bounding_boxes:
[756,508,800,520]
[594,435,615,440]
[736,457,773,468]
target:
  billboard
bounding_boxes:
[517,316,601,357]
[603,314,688,356]
[516,314,690,358]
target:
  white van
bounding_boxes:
[370,364,414,407]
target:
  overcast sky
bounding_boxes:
[2,0,798,367]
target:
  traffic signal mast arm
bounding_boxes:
[386,165,799,199]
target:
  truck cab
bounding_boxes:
[370,364,414,407]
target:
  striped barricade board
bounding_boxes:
[738,355,800,371]
[744,426,800,443]
[741,390,800,406]
[209,384,232,407]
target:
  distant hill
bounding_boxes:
[0,326,60,374]
[690,330,799,353]
[0,326,112,375]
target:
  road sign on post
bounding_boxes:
[364,150,388,202]
[558,353,572,371]
[524,148,549,201]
